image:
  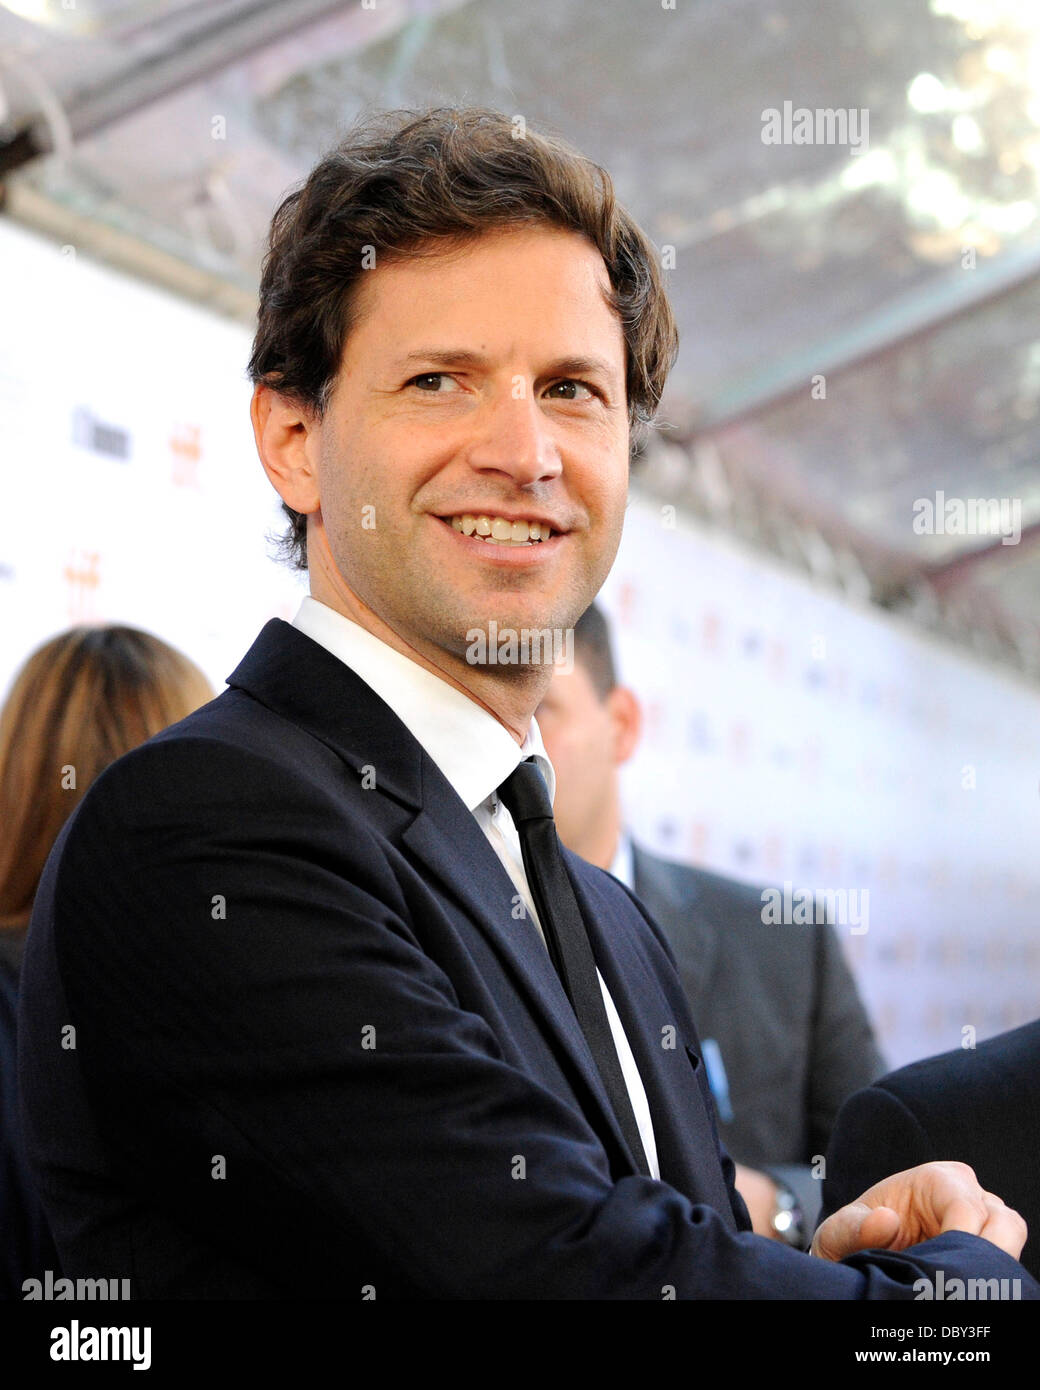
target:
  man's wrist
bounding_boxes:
[763,1171,808,1249]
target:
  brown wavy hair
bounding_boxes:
[0,626,213,940]
[248,105,679,570]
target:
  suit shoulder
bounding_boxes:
[634,846,830,962]
[147,684,332,767]
[634,845,768,915]
[55,690,356,877]
[88,687,332,795]
[874,1020,1040,1115]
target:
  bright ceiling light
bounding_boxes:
[840,148,898,191]
[952,114,985,152]
[906,169,970,228]
[0,0,55,22]
[985,45,1018,75]
[908,73,949,113]
[932,0,1033,29]
[0,0,99,34]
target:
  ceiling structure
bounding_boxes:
[1,0,1038,678]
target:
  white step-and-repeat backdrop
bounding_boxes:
[2,218,1037,1068]
[0,218,305,698]
[603,505,1040,1067]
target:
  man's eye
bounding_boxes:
[409,373,459,392]
[546,380,595,401]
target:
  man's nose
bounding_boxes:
[464,384,563,485]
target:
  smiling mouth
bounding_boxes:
[440,513,555,546]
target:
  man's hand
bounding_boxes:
[734,1164,783,1239]
[812,1160,1027,1262]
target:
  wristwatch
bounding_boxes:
[769,1179,808,1249]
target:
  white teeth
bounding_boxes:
[444,513,551,543]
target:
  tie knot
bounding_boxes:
[497,758,553,825]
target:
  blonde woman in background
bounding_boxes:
[0,625,213,1297]
[0,626,213,967]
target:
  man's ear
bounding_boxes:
[606,685,642,766]
[250,383,322,516]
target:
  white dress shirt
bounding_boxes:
[608,833,635,892]
[292,596,660,1179]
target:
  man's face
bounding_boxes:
[535,661,616,849]
[308,225,630,669]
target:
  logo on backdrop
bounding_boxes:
[170,423,202,489]
[63,548,101,622]
[71,407,131,461]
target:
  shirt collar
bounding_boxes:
[608,831,635,890]
[292,596,555,813]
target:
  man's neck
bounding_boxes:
[571,815,621,873]
[307,556,547,748]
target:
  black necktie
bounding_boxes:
[497,758,652,1178]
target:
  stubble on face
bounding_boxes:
[305,225,631,712]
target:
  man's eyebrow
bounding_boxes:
[544,355,622,384]
[395,348,622,382]
[397,348,490,370]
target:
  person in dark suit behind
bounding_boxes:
[18,106,1036,1300]
[821,1019,1040,1280]
[535,602,886,1248]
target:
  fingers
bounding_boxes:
[937,1187,1027,1259]
[857,1161,990,1241]
[811,1167,1023,1267]
[809,1166,1028,1265]
[977,1193,1027,1261]
[938,1193,988,1238]
[811,1202,900,1261]
[858,1205,903,1251]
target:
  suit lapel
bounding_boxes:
[401,786,646,1178]
[228,620,642,1176]
[570,858,735,1218]
[227,620,426,809]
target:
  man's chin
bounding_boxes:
[456,604,573,641]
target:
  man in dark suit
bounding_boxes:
[1,957,57,1298]
[535,602,886,1247]
[18,107,1035,1299]
[822,1019,1040,1280]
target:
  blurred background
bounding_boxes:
[1,0,1038,1067]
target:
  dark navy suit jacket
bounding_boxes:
[632,847,885,1228]
[17,620,1038,1298]
[822,1020,1040,1281]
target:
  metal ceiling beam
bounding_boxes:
[919,521,1040,592]
[692,239,1040,436]
[0,0,352,177]
[0,180,258,322]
